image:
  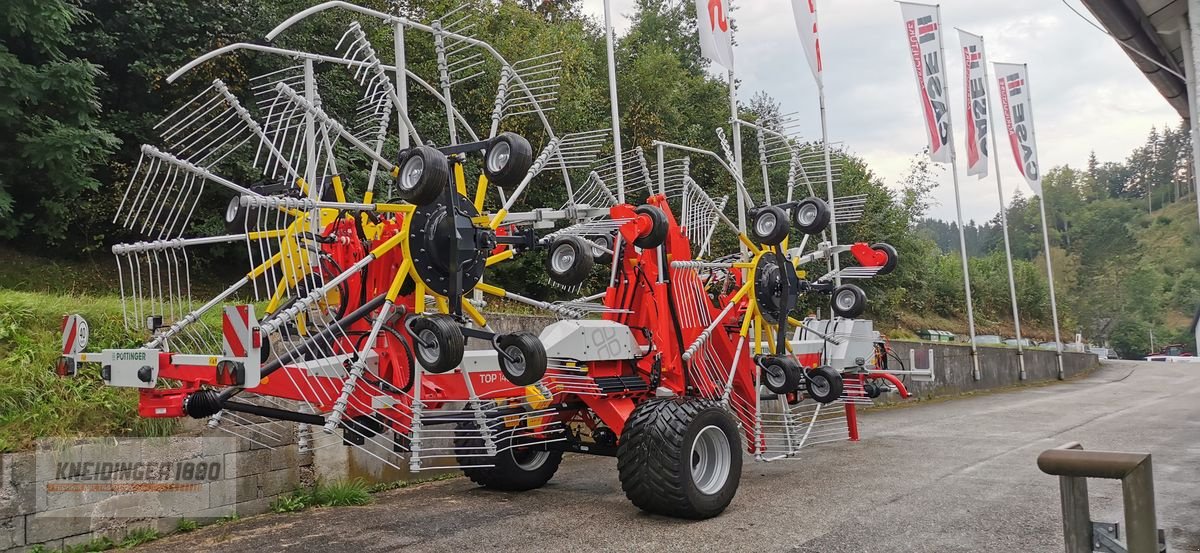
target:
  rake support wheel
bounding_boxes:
[545,235,595,287]
[396,146,450,206]
[806,366,844,404]
[496,332,548,386]
[409,315,464,374]
[484,132,534,188]
[617,398,742,519]
[761,356,803,394]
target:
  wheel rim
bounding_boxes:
[754,211,777,237]
[487,141,511,173]
[225,197,241,223]
[690,425,731,495]
[592,236,610,257]
[511,448,549,471]
[763,365,786,389]
[503,345,526,378]
[797,203,818,226]
[550,243,577,273]
[417,329,440,364]
[810,374,831,398]
[401,155,425,191]
[835,289,857,312]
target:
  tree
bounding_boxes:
[0,0,118,244]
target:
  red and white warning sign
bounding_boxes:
[221,305,261,388]
[61,314,89,355]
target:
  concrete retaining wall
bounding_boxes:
[882,341,1099,402]
[0,421,309,552]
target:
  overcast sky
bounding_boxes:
[579,0,1182,222]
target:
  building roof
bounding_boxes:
[1080,0,1190,118]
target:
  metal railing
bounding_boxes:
[1037,442,1167,553]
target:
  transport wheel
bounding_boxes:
[395,146,450,206]
[760,356,802,394]
[870,242,899,275]
[545,235,595,286]
[496,332,548,386]
[830,283,867,319]
[224,196,252,233]
[409,315,464,374]
[864,382,882,399]
[805,366,844,404]
[792,197,831,235]
[750,206,790,245]
[634,205,669,249]
[483,132,534,188]
[590,233,614,264]
[617,398,742,519]
[456,421,563,491]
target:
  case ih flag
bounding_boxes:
[696,0,735,71]
[994,62,1042,194]
[958,30,990,177]
[791,0,823,86]
[899,2,952,163]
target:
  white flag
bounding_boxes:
[695,0,735,71]
[994,63,1042,194]
[958,30,990,177]
[791,0,823,86]
[899,2,952,163]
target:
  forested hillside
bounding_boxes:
[918,124,1200,358]
[1,0,1194,362]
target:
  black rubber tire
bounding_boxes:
[544,235,595,286]
[806,366,844,404]
[864,382,882,399]
[633,205,669,249]
[456,421,563,491]
[409,315,464,374]
[395,146,450,206]
[617,398,742,520]
[751,206,790,245]
[590,234,614,264]
[761,356,803,394]
[224,196,250,234]
[792,197,831,235]
[870,242,899,276]
[483,132,534,188]
[830,283,867,319]
[496,332,548,386]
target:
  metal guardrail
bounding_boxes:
[1037,442,1167,553]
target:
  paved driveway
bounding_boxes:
[138,360,1200,552]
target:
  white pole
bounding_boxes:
[602,0,625,203]
[818,82,841,286]
[935,7,981,379]
[394,22,410,150]
[981,37,1026,380]
[1025,63,1065,378]
[1185,2,1200,232]
[730,70,746,239]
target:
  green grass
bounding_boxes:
[0,289,178,452]
[270,478,374,513]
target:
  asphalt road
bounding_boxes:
[138,360,1200,552]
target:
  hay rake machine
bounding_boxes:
[53,1,927,519]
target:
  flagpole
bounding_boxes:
[934,6,981,380]
[730,69,747,241]
[980,36,1026,380]
[602,0,625,203]
[818,81,841,286]
[1024,63,1065,379]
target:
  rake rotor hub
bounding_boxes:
[409,195,491,298]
